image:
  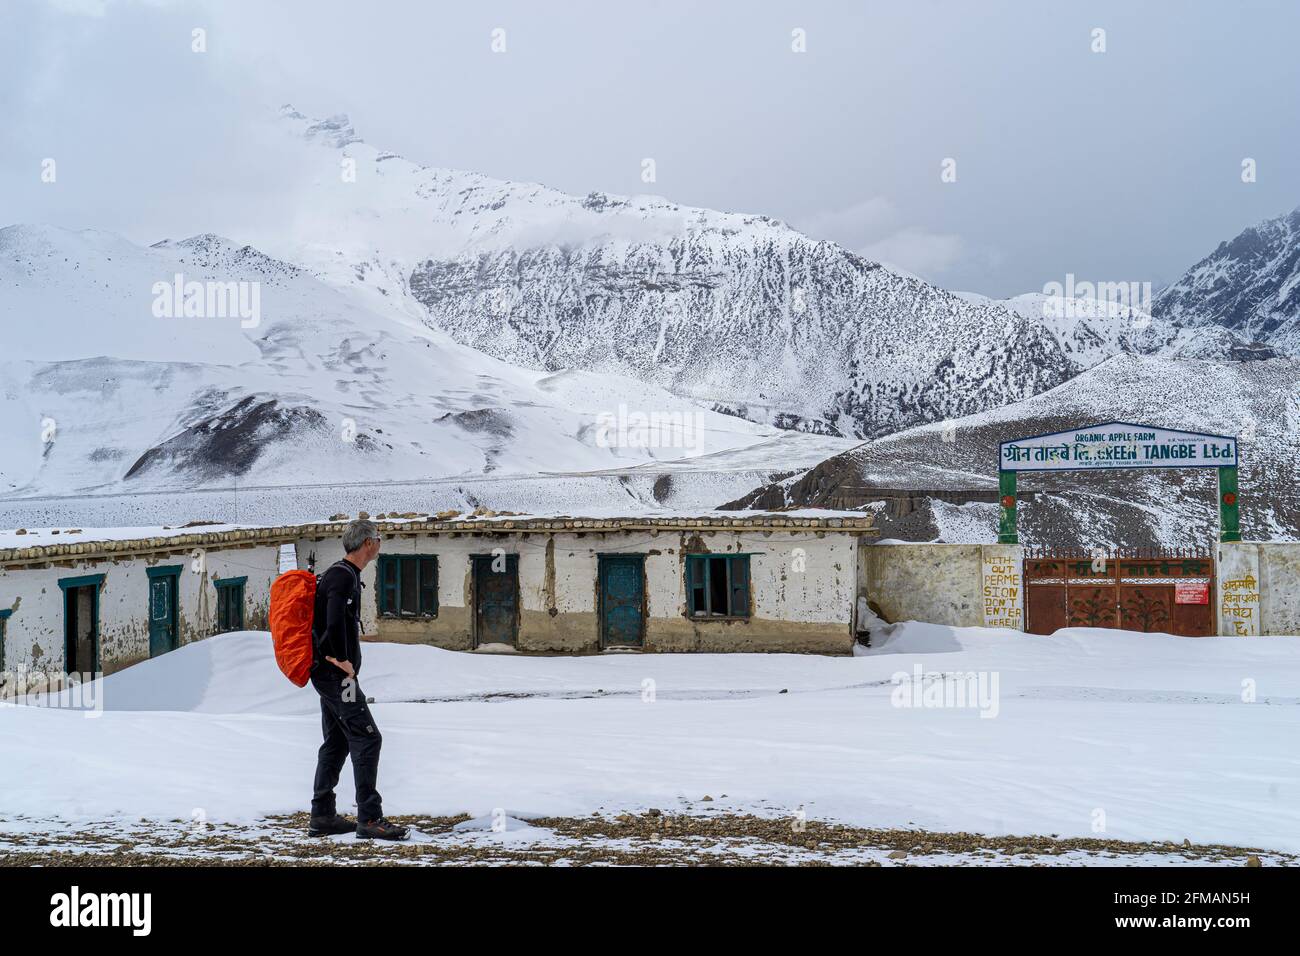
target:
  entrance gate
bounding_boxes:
[997,422,1241,545]
[1024,548,1214,636]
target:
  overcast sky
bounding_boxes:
[3,0,1298,296]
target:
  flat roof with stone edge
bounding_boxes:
[0,511,878,569]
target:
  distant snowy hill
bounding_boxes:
[725,354,1300,549]
[1155,205,1300,352]
[0,224,846,499]
[953,290,1278,365]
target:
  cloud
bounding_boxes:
[858,228,966,279]
[794,197,965,282]
[797,197,896,246]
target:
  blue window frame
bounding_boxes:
[685,554,751,618]
[377,555,438,617]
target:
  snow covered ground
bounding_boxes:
[2,623,1297,864]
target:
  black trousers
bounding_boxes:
[310,669,383,823]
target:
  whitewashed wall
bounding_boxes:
[0,527,864,673]
[296,527,859,653]
[0,544,280,676]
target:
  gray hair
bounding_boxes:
[342,518,380,553]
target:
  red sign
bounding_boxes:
[1175,581,1209,605]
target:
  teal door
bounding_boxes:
[472,554,518,646]
[599,555,645,647]
[148,569,180,658]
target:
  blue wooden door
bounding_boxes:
[473,554,518,646]
[600,555,645,647]
[148,574,178,658]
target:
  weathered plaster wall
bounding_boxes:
[0,526,864,672]
[1258,544,1300,635]
[861,543,1025,630]
[297,528,858,654]
[1218,542,1300,636]
[0,545,279,676]
[861,544,982,627]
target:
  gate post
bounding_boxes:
[997,470,1018,544]
[1218,465,1241,543]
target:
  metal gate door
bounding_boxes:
[1025,549,1213,636]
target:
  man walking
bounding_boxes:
[306,518,408,840]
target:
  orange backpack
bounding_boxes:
[269,570,317,686]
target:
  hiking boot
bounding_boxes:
[307,813,356,837]
[356,817,409,841]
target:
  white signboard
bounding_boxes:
[999,422,1237,473]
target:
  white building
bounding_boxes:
[0,513,878,682]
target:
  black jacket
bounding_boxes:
[312,559,363,676]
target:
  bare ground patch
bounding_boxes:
[0,810,1291,867]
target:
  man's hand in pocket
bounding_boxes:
[326,656,356,678]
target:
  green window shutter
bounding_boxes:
[380,557,400,615]
[728,555,750,617]
[213,578,247,632]
[399,556,417,614]
[419,557,438,616]
[686,556,707,616]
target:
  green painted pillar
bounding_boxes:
[1218,465,1241,542]
[997,470,1018,544]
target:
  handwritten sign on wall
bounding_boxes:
[981,549,1024,630]
[1221,573,1261,636]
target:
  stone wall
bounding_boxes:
[861,543,1025,630]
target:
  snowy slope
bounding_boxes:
[0,224,848,498]
[5,626,1299,853]
[955,289,1278,366]
[1155,205,1300,352]
[728,354,1300,548]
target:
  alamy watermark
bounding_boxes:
[151,273,261,329]
[594,404,705,451]
[0,666,104,715]
[890,665,1000,719]
[1041,273,1151,326]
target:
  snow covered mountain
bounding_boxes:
[725,354,1300,549]
[3,107,1293,525]
[1155,205,1300,352]
[0,224,846,500]
[258,108,1258,442]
